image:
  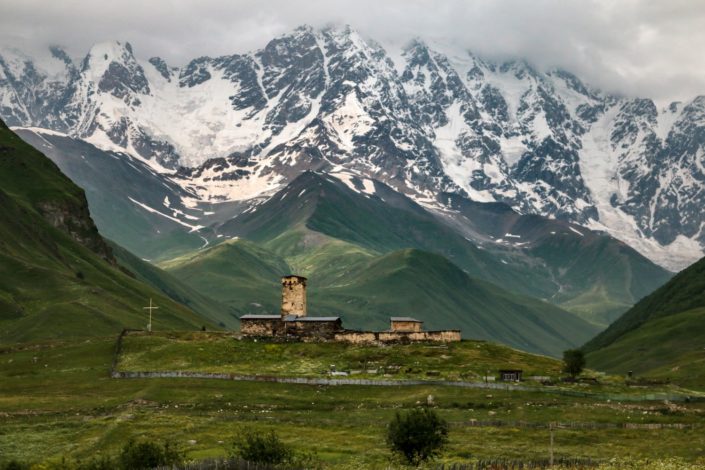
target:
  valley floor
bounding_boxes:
[1,334,705,468]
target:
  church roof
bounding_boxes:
[240,315,281,320]
[282,315,340,322]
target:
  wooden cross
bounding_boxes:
[144,298,158,332]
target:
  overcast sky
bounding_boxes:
[1,0,704,103]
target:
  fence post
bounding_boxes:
[549,422,554,467]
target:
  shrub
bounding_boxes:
[118,439,182,469]
[386,407,449,465]
[75,455,116,470]
[231,429,293,465]
[1,461,29,470]
[563,349,586,377]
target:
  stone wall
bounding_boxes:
[333,331,378,344]
[241,318,343,340]
[241,317,459,344]
[335,330,461,344]
[240,319,283,336]
[288,319,343,340]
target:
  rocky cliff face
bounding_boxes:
[36,198,115,263]
[0,117,114,263]
[1,25,704,269]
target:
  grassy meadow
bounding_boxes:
[2,334,705,468]
[117,331,564,380]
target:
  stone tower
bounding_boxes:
[281,275,307,317]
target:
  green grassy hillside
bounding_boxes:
[440,193,672,327]
[2,335,704,468]
[531,231,671,326]
[117,332,565,380]
[109,242,238,328]
[159,238,291,315]
[584,256,705,352]
[585,256,705,388]
[222,171,557,297]
[586,307,705,389]
[221,172,670,329]
[310,249,599,357]
[0,120,213,343]
[162,233,599,356]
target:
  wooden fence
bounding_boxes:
[435,458,600,469]
[154,457,296,469]
[455,419,692,430]
[154,456,601,470]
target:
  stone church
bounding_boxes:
[239,275,460,343]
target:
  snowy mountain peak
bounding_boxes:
[3,24,705,269]
[81,40,150,97]
[83,41,134,72]
[147,57,172,81]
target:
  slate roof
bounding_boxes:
[240,315,281,320]
[240,314,341,322]
[282,315,340,322]
[390,317,423,322]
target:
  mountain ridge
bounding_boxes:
[2,25,705,270]
[218,171,669,327]
[584,256,705,354]
[9,126,672,326]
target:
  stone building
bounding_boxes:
[390,317,423,332]
[240,276,343,340]
[240,275,460,343]
[499,369,523,381]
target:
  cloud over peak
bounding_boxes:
[1,0,703,102]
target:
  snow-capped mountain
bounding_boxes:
[2,25,704,270]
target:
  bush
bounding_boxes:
[118,439,182,469]
[0,461,29,470]
[563,349,586,377]
[231,429,293,465]
[386,408,449,465]
[75,455,116,470]
[230,429,320,469]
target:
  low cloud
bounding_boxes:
[1,0,704,102]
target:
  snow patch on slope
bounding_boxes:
[128,196,204,232]
[434,102,495,202]
[330,168,377,196]
[324,92,374,151]
[580,105,703,269]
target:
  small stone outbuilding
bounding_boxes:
[390,317,423,332]
[499,369,523,381]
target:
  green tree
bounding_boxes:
[386,408,449,465]
[563,349,586,377]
